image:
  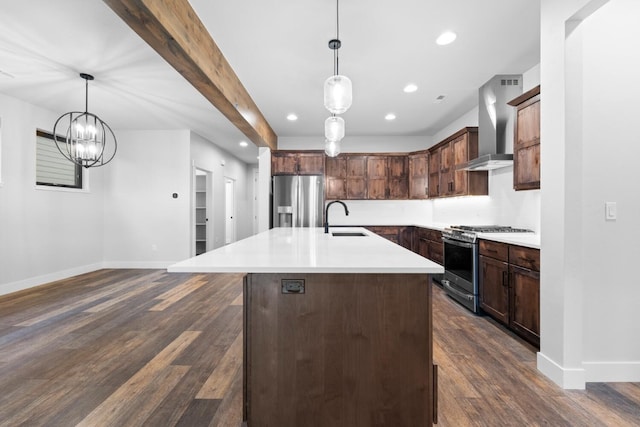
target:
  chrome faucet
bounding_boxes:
[324,200,349,233]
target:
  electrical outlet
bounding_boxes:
[605,202,617,221]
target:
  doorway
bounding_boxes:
[225,177,236,244]
[194,168,211,255]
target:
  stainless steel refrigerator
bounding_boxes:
[272,175,324,228]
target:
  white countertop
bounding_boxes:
[475,232,540,249]
[168,227,444,274]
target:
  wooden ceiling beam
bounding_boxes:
[103,0,277,150]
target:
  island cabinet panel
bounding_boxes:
[244,273,436,427]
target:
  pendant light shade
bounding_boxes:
[324,139,341,157]
[52,73,117,168]
[324,116,345,142]
[324,75,352,115]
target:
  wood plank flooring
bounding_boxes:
[0,269,638,426]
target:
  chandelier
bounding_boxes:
[324,0,351,157]
[52,73,117,168]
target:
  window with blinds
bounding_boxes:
[36,130,82,188]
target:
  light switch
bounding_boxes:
[605,202,617,221]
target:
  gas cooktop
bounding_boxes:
[451,225,533,233]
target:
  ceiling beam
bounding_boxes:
[103,0,277,150]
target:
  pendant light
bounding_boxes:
[52,73,117,168]
[324,0,352,114]
[324,139,341,157]
[324,115,345,142]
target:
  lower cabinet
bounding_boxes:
[415,227,443,265]
[479,240,540,347]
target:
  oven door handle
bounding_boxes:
[442,237,476,249]
[442,279,474,301]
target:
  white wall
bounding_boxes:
[278,135,432,153]
[538,0,640,388]
[190,132,254,247]
[0,93,105,295]
[103,130,191,267]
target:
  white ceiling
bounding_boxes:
[0,0,540,165]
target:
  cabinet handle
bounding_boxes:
[502,271,508,287]
[433,364,438,424]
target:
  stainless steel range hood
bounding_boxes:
[462,75,523,171]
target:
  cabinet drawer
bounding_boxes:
[425,229,442,242]
[509,246,540,271]
[479,240,508,262]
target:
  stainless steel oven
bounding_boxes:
[442,233,479,313]
[441,225,533,314]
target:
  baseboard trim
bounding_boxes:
[102,261,173,269]
[0,263,104,297]
[537,351,586,389]
[584,361,640,383]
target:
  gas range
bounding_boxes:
[442,225,533,243]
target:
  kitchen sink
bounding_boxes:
[331,232,367,237]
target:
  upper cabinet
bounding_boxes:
[428,127,488,198]
[508,86,541,191]
[325,154,408,200]
[272,150,325,175]
[409,151,429,199]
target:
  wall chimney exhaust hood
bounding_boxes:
[462,75,523,171]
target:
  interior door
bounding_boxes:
[225,177,236,244]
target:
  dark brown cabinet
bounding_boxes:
[387,155,409,199]
[409,151,429,199]
[508,85,540,191]
[325,154,409,200]
[366,156,387,199]
[272,150,324,175]
[428,128,488,198]
[244,272,437,426]
[479,239,540,346]
[415,227,443,265]
[325,156,347,199]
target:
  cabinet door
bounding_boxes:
[409,153,429,199]
[325,157,347,200]
[479,255,509,325]
[451,135,468,196]
[297,153,325,174]
[428,149,441,197]
[366,156,387,200]
[509,265,540,346]
[439,144,453,195]
[346,156,367,199]
[514,98,540,190]
[399,227,414,251]
[271,153,298,175]
[388,156,409,199]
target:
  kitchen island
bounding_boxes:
[169,227,443,427]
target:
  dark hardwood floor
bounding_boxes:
[0,269,638,426]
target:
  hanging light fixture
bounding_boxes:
[324,115,345,142]
[52,73,117,168]
[324,0,352,115]
[324,139,341,157]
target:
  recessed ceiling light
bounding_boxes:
[239,141,249,147]
[385,113,396,121]
[403,84,418,93]
[286,113,298,121]
[436,31,457,46]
